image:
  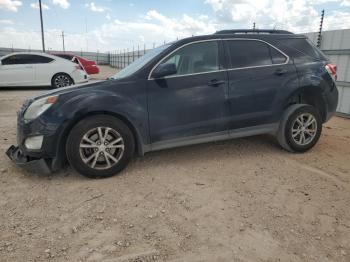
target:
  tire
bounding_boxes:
[52,73,73,88]
[66,115,135,178]
[277,104,322,153]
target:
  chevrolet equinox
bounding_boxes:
[7,29,339,178]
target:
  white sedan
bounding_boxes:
[0,52,89,88]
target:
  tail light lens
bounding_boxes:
[325,63,337,81]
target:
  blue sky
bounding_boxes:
[0,0,349,51]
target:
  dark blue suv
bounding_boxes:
[7,29,339,178]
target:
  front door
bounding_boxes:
[0,54,35,86]
[147,40,230,144]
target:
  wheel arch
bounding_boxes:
[284,86,327,122]
[52,110,144,171]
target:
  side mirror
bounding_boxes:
[152,63,177,78]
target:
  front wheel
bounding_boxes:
[277,104,322,152]
[66,115,135,178]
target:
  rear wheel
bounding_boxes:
[277,104,322,152]
[66,115,135,178]
[52,73,73,88]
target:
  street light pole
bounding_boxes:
[39,0,45,52]
[61,31,65,52]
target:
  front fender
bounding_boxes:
[46,88,149,168]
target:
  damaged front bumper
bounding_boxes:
[6,145,52,175]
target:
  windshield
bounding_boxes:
[112,44,171,79]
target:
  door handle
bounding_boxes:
[274,68,287,75]
[207,79,225,87]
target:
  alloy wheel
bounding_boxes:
[54,75,71,87]
[79,127,125,170]
[291,113,318,146]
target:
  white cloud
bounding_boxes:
[0,0,22,12]
[0,19,14,24]
[1,7,349,52]
[52,0,69,9]
[204,0,348,33]
[0,10,217,52]
[106,13,111,20]
[85,2,106,12]
[30,2,49,10]
[341,0,350,6]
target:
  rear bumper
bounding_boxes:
[6,145,52,174]
[72,69,89,84]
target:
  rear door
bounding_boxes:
[31,55,55,85]
[224,39,298,130]
[0,54,35,86]
[147,40,231,143]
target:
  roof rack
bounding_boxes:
[214,29,293,35]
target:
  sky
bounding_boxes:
[0,0,350,52]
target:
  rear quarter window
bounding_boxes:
[278,38,327,63]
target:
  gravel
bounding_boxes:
[0,67,350,261]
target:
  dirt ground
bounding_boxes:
[0,67,350,261]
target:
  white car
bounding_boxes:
[0,52,89,88]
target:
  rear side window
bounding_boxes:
[2,54,53,65]
[28,55,54,64]
[278,38,327,62]
[56,54,73,60]
[159,41,220,75]
[226,40,287,69]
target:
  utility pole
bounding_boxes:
[317,9,325,48]
[253,22,256,30]
[61,31,65,52]
[39,0,45,52]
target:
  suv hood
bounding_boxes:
[28,80,118,101]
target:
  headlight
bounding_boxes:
[24,95,58,121]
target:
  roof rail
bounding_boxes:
[214,29,293,35]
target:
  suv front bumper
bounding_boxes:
[6,145,52,174]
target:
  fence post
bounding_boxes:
[123,49,126,68]
[132,45,135,62]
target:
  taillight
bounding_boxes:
[325,63,337,81]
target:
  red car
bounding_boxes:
[51,52,100,75]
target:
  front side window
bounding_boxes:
[159,41,220,76]
[2,55,26,65]
[226,40,287,69]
